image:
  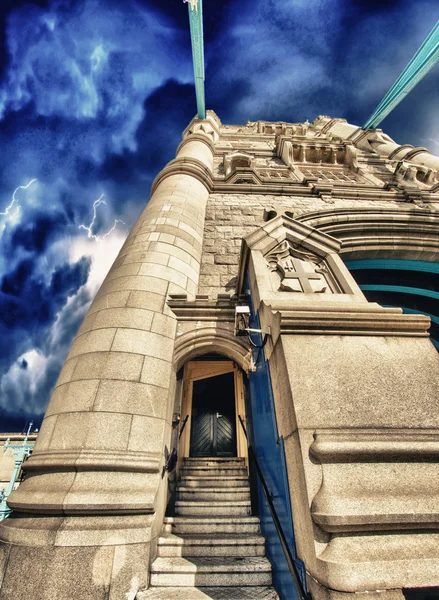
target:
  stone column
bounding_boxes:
[0,114,218,600]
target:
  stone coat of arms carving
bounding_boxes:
[266,240,334,294]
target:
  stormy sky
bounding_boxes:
[0,0,438,430]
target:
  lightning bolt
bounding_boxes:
[1,178,38,217]
[79,193,125,242]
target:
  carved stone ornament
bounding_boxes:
[186,121,218,142]
[265,240,337,294]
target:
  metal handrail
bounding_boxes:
[238,415,310,600]
[179,415,189,440]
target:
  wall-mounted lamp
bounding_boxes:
[234,306,271,349]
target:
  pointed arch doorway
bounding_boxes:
[179,357,248,461]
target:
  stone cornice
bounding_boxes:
[151,152,439,203]
[177,132,216,156]
[261,300,431,337]
[167,298,237,322]
[23,449,161,474]
[310,428,439,532]
[311,429,439,462]
[151,156,213,195]
[298,207,439,260]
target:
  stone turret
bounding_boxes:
[0,112,438,599]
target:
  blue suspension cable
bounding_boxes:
[363,21,439,129]
[184,0,206,119]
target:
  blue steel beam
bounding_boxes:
[363,21,439,129]
[359,284,439,301]
[345,259,439,274]
[185,0,206,119]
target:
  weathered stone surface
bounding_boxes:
[2,111,439,600]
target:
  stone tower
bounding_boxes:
[0,112,439,600]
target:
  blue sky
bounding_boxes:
[0,0,438,430]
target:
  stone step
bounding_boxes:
[157,533,265,557]
[184,457,246,467]
[177,487,251,502]
[137,585,279,599]
[180,476,249,488]
[182,467,248,478]
[164,516,261,535]
[150,556,273,587]
[175,500,252,517]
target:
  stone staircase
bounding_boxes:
[137,457,279,599]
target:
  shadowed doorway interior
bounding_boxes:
[190,372,236,457]
[178,358,248,464]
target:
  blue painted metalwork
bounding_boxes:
[345,259,439,349]
[394,307,439,327]
[345,259,439,275]
[244,274,307,600]
[363,21,439,129]
[359,284,439,301]
[0,422,36,520]
[185,0,206,119]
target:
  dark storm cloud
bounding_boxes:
[207,0,439,148]
[0,0,195,426]
[7,211,68,253]
[0,256,90,332]
[0,0,438,427]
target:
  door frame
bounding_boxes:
[179,359,248,463]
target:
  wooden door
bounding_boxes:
[179,360,248,464]
[190,372,236,457]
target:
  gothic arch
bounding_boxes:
[297,207,439,262]
[173,327,251,373]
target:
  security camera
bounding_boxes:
[234,305,250,337]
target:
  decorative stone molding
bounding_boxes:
[168,296,252,372]
[260,300,430,337]
[151,156,214,195]
[23,449,161,474]
[394,160,437,187]
[237,214,361,303]
[310,428,439,533]
[183,112,221,142]
[265,239,339,294]
[299,207,439,261]
[223,151,255,177]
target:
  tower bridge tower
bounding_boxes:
[0,112,439,599]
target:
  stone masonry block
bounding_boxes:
[214,255,237,265]
[138,263,187,289]
[49,412,132,451]
[174,237,201,260]
[127,291,165,313]
[95,276,168,298]
[122,250,169,267]
[150,313,177,339]
[105,263,141,281]
[128,415,166,453]
[168,256,199,284]
[148,241,194,264]
[92,308,154,332]
[141,356,173,388]
[93,380,169,419]
[87,291,130,316]
[111,329,174,361]
[158,233,176,244]
[66,328,117,361]
[45,380,100,417]
[56,356,79,386]
[71,352,144,383]
[33,414,58,451]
